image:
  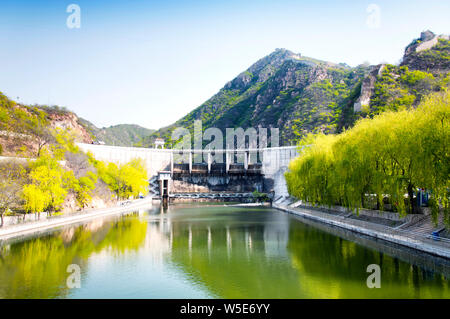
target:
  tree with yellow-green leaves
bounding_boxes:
[87,153,148,200]
[19,131,148,216]
[286,90,450,227]
[23,150,76,217]
[103,159,148,200]
[73,171,98,208]
[22,184,50,216]
[50,127,80,160]
[117,158,148,199]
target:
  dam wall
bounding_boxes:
[77,143,298,198]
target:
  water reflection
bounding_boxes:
[287,221,449,298]
[0,205,448,299]
[0,214,147,299]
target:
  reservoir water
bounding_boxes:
[0,204,448,298]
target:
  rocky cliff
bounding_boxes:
[402,30,450,73]
[47,110,94,144]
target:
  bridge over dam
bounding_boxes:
[77,143,298,202]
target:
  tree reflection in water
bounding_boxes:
[0,206,448,299]
[0,213,147,298]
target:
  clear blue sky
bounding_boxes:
[0,0,449,129]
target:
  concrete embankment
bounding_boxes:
[273,202,450,259]
[0,198,153,242]
[226,203,271,207]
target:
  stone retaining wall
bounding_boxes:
[274,203,450,259]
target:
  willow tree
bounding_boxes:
[74,171,98,208]
[88,155,148,200]
[286,90,450,226]
[22,184,50,217]
[23,151,76,216]
[411,91,449,224]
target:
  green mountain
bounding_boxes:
[145,31,449,147]
[78,120,154,147]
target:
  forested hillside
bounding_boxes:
[146,31,449,147]
[0,94,150,224]
[0,93,93,157]
[78,120,154,147]
[0,93,154,156]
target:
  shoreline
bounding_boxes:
[273,202,450,259]
[0,198,153,242]
[1,197,449,260]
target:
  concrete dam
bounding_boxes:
[77,143,298,202]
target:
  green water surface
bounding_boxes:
[0,205,448,298]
